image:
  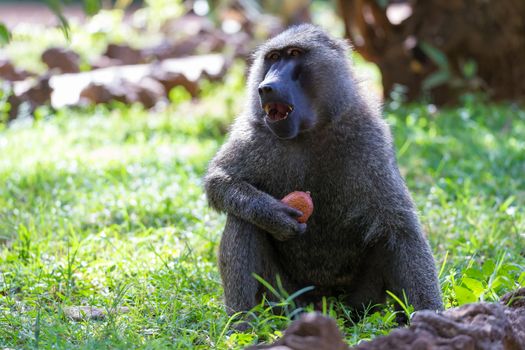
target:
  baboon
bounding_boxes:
[204,24,443,318]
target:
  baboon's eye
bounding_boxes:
[288,48,303,57]
[267,51,280,61]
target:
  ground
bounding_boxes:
[0,62,524,348]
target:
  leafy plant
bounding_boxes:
[420,41,486,95]
[0,23,10,46]
[420,41,451,91]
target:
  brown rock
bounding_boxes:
[7,93,22,121]
[8,75,52,120]
[23,76,52,105]
[89,56,123,70]
[161,13,215,37]
[248,288,525,350]
[47,54,225,108]
[135,77,166,108]
[104,43,145,65]
[247,313,348,350]
[150,69,199,97]
[500,288,525,347]
[79,78,166,108]
[0,60,33,81]
[41,47,80,73]
[353,290,525,350]
[145,38,201,60]
[226,31,254,59]
[79,81,128,105]
[201,65,227,82]
[198,32,226,54]
[143,30,227,61]
[78,83,112,104]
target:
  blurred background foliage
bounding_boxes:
[2,0,524,105]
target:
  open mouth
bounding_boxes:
[263,102,293,121]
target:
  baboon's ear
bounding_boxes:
[327,38,352,54]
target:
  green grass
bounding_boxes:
[1,61,525,349]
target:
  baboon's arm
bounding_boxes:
[204,140,306,241]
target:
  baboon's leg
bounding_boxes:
[342,246,387,312]
[382,235,443,312]
[218,215,295,315]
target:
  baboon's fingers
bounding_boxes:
[283,205,304,218]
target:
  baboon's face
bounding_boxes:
[257,45,317,140]
[250,25,351,139]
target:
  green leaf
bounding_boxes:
[0,23,10,46]
[464,267,484,280]
[230,333,256,346]
[499,196,515,212]
[518,272,525,286]
[169,86,192,104]
[420,42,449,69]
[454,285,477,305]
[83,0,101,16]
[46,0,71,40]
[438,251,449,279]
[489,275,504,290]
[376,0,388,9]
[481,259,496,277]
[284,285,315,305]
[386,290,413,320]
[462,60,477,79]
[115,0,133,9]
[422,70,451,90]
[461,277,485,298]
[252,273,282,300]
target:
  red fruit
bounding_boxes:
[281,191,314,223]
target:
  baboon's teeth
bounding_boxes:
[263,102,293,121]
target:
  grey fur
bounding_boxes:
[204,24,443,316]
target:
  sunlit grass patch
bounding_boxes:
[0,64,524,349]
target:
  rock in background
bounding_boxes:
[42,47,81,73]
[1,6,269,122]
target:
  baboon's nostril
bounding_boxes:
[258,84,273,96]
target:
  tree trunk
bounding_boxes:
[337,0,525,104]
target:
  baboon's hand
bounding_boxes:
[251,199,307,241]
